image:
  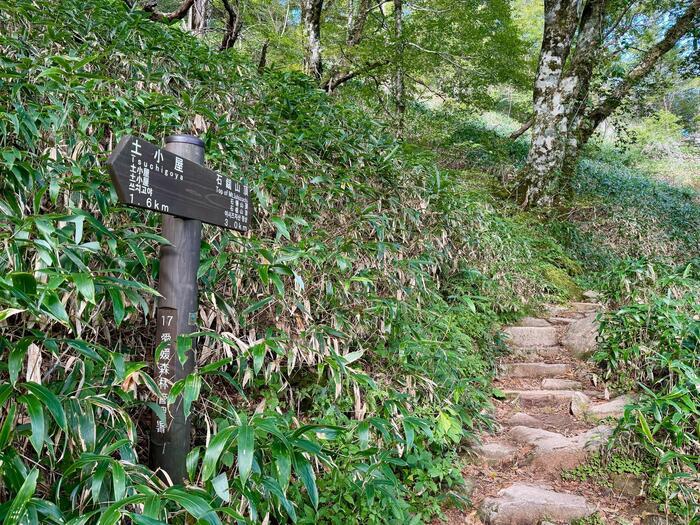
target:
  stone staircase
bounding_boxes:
[442,300,648,525]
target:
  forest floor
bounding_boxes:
[438,300,665,525]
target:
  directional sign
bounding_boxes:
[107,135,251,232]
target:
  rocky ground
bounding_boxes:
[440,299,666,525]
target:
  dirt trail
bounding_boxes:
[441,301,660,525]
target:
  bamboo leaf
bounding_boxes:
[22,382,66,431]
[0,402,17,449]
[162,488,221,525]
[210,472,230,503]
[20,394,45,454]
[4,468,38,525]
[270,216,290,240]
[182,374,202,420]
[42,292,69,324]
[293,453,318,510]
[72,273,95,304]
[0,308,25,322]
[238,415,254,484]
[202,426,237,481]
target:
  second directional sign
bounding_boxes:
[107,135,251,232]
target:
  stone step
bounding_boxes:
[503,326,558,348]
[503,362,569,378]
[547,316,576,325]
[509,425,611,471]
[504,389,581,404]
[480,483,595,524]
[570,302,600,313]
[562,314,599,359]
[507,346,561,360]
[541,378,582,390]
[570,392,635,421]
[471,442,518,465]
[516,317,551,327]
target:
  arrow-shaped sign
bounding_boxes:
[107,135,251,232]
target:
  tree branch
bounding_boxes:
[603,0,638,41]
[587,1,698,128]
[220,0,243,50]
[321,60,388,92]
[509,117,533,140]
[143,0,194,22]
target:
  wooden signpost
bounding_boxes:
[107,134,251,483]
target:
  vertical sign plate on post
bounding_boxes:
[153,308,178,436]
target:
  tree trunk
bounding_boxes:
[258,40,269,73]
[393,0,405,136]
[190,0,210,36]
[321,0,374,92]
[347,0,371,46]
[515,0,581,208]
[301,0,324,80]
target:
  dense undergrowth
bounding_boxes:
[594,260,700,519]
[0,1,582,523]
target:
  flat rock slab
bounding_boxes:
[562,314,599,358]
[571,393,634,420]
[472,442,518,465]
[510,425,611,452]
[504,389,580,404]
[505,412,541,428]
[503,326,558,348]
[516,317,551,327]
[541,378,582,390]
[504,363,569,378]
[509,425,611,471]
[480,483,595,524]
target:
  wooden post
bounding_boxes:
[107,132,251,480]
[149,135,204,483]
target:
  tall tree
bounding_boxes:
[517,0,699,208]
[301,0,324,79]
[321,0,387,92]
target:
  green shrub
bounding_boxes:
[594,259,700,520]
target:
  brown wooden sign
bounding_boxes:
[107,135,251,232]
